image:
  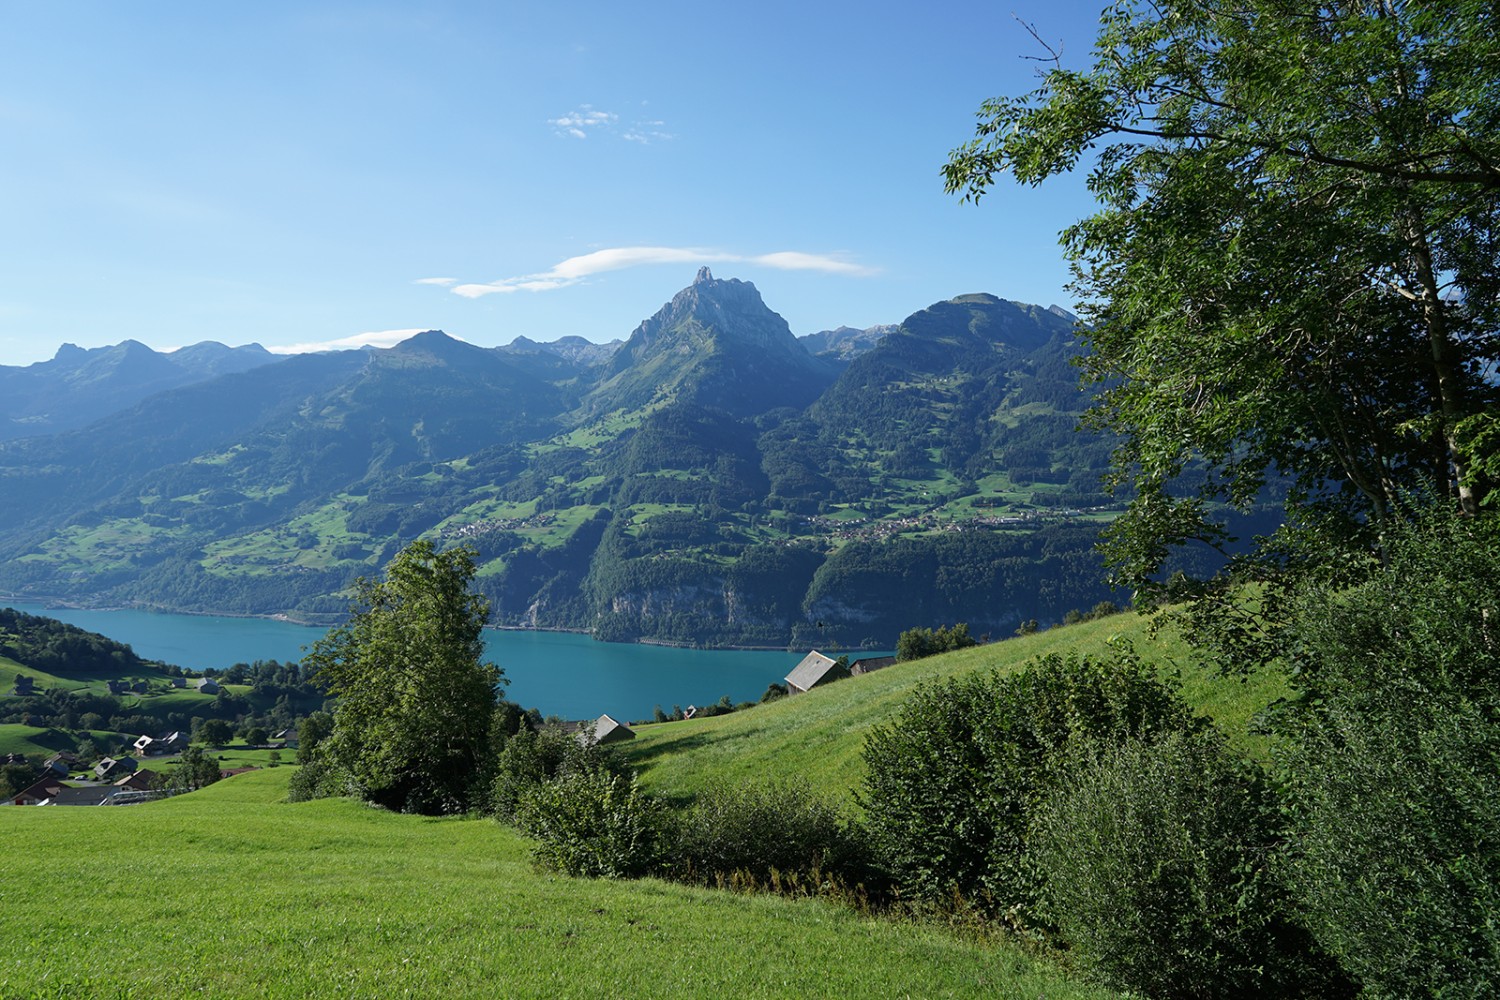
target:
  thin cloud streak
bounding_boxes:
[446,246,876,298]
[550,105,673,143]
[268,328,441,355]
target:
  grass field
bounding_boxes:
[624,611,1288,804]
[0,770,1119,999]
[0,610,1287,999]
[0,723,125,758]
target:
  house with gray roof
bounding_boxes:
[577,714,636,746]
[784,650,850,694]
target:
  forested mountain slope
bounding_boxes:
[0,272,1142,645]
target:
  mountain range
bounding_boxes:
[0,269,1128,647]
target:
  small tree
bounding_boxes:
[1035,732,1337,999]
[895,622,978,662]
[197,718,233,746]
[304,541,503,814]
[295,710,334,764]
[240,726,268,747]
[170,745,222,792]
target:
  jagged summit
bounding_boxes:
[585,270,833,418]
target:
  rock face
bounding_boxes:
[798,324,899,366]
[584,270,835,419]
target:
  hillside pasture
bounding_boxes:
[0,769,1118,999]
[625,612,1288,804]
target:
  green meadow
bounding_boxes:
[1,612,1286,999]
[625,611,1287,804]
[0,770,1117,999]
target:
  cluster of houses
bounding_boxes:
[10,675,223,697]
[105,676,220,695]
[563,650,890,740]
[5,723,293,808]
[7,750,162,807]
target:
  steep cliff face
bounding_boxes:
[584,267,834,419]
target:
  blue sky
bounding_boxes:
[0,1,1106,367]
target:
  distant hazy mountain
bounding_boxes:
[0,339,279,440]
[798,324,898,367]
[500,334,622,369]
[0,274,1147,646]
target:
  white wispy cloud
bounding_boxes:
[550,106,673,144]
[414,277,458,286]
[444,246,877,299]
[549,105,619,139]
[267,328,444,355]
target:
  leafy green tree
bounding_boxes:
[945,2,1500,663]
[895,622,977,661]
[491,724,625,822]
[169,745,222,792]
[516,768,666,879]
[295,710,334,764]
[197,718,233,746]
[0,759,41,799]
[240,725,268,747]
[304,541,503,814]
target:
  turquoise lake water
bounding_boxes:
[2,600,830,721]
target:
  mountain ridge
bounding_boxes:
[0,273,1154,647]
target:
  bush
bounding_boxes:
[1035,731,1340,999]
[287,757,347,803]
[1280,510,1500,998]
[860,648,1205,923]
[894,622,977,662]
[670,779,868,889]
[491,725,625,821]
[516,769,665,878]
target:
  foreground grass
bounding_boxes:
[626,611,1289,804]
[0,769,1117,1000]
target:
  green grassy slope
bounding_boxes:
[0,769,1119,1000]
[625,612,1289,804]
[0,723,124,758]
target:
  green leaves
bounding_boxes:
[947,0,1500,662]
[304,540,502,814]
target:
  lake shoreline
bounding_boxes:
[4,594,810,653]
[0,598,835,719]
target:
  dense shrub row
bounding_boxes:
[502,512,1498,1000]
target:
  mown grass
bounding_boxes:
[0,724,122,757]
[625,611,1289,805]
[0,656,80,694]
[0,769,1118,999]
